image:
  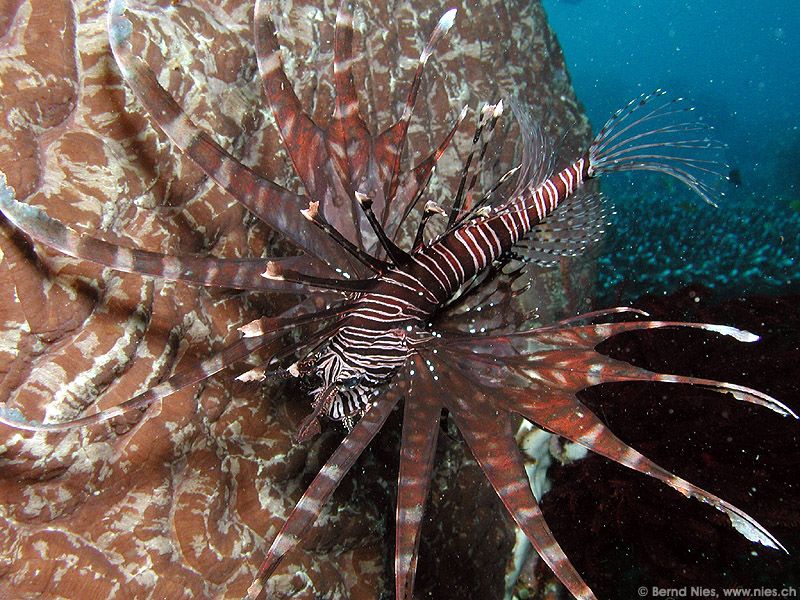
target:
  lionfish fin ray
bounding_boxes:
[0,178,324,293]
[437,373,597,600]
[550,307,651,326]
[0,335,270,432]
[261,259,375,292]
[238,303,350,338]
[328,0,376,205]
[588,90,725,205]
[511,191,609,266]
[391,105,470,244]
[356,192,411,265]
[107,2,344,265]
[507,390,787,552]
[332,1,371,141]
[247,385,403,600]
[302,198,390,274]
[448,101,504,228]
[377,9,457,201]
[253,1,332,191]
[507,97,557,194]
[395,359,443,599]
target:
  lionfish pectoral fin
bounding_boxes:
[433,367,597,600]
[507,388,787,552]
[0,176,316,293]
[395,357,444,600]
[330,1,372,173]
[108,1,348,266]
[534,319,797,418]
[261,259,376,292]
[247,386,404,600]
[254,0,360,233]
[488,316,792,552]
[0,335,270,433]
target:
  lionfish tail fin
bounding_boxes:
[588,89,726,206]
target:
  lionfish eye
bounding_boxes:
[341,375,362,389]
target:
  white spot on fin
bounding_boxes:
[728,512,784,552]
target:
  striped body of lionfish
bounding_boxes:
[0,1,795,599]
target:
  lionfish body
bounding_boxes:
[303,156,591,428]
[0,2,795,600]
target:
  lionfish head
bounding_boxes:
[293,344,375,442]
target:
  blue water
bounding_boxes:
[541,0,800,301]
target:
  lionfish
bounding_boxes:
[0,1,795,598]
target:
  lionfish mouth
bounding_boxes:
[0,1,794,600]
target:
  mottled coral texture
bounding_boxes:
[0,0,589,598]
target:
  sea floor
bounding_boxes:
[595,176,800,306]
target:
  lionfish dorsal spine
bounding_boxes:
[413,156,590,289]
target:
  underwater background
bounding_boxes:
[543,0,800,304]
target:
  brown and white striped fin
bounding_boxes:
[261,259,375,292]
[525,320,796,419]
[504,388,787,552]
[377,9,458,202]
[330,1,372,182]
[247,384,404,600]
[387,105,469,243]
[448,101,504,228]
[0,179,308,293]
[253,0,357,226]
[395,357,443,600]
[438,367,597,600]
[107,1,344,266]
[0,335,270,432]
[238,304,350,338]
